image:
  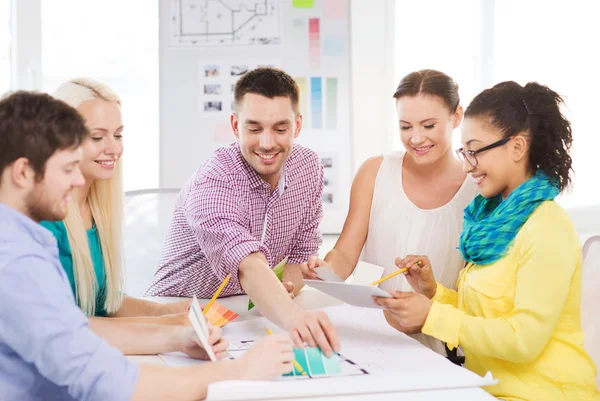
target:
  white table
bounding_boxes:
[131,288,496,401]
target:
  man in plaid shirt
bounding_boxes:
[147,67,339,355]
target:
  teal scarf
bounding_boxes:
[459,172,559,265]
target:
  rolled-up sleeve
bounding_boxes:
[184,174,269,293]
[0,256,138,401]
[287,164,324,265]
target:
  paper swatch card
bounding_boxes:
[283,347,342,378]
[303,279,391,309]
[188,296,218,361]
[204,302,239,327]
[314,266,344,282]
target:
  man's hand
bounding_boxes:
[178,325,229,360]
[239,252,341,357]
[286,310,340,357]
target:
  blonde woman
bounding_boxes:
[41,78,189,323]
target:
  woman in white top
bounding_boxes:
[303,69,478,354]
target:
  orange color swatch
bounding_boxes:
[204,302,239,327]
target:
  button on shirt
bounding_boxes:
[146,143,324,298]
[0,202,138,401]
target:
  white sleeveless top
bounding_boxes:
[360,151,479,354]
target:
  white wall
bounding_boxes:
[10,0,41,90]
[349,0,396,172]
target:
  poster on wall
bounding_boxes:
[171,0,281,47]
[160,0,351,232]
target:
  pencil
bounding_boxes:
[371,260,422,286]
[264,327,307,376]
[203,274,231,314]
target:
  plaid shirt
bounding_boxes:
[146,143,323,298]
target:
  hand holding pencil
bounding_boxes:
[265,327,307,376]
[394,255,437,300]
[236,331,295,380]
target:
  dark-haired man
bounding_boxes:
[147,67,340,355]
[0,91,295,401]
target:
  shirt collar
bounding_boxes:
[0,201,57,247]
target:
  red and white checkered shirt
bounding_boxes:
[146,143,323,298]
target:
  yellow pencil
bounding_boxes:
[264,327,307,377]
[203,274,231,315]
[371,260,422,286]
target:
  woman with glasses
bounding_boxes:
[301,70,478,355]
[374,81,600,401]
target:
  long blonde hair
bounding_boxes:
[53,78,124,316]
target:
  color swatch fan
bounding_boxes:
[204,302,239,327]
[284,347,341,378]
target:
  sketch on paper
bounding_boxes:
[171,0,281,46]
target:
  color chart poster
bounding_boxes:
[159,0,352,232]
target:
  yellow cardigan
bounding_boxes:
[422,201,599,401]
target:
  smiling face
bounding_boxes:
[396,94,462,165]
[25,147,85,222]
[460,116,531,199]
[76,99,124,182]
[231,93,301,188]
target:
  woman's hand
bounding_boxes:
[179,325,229,360]
[374,291,433,329]
[396,255,437,299]
[298,256,329,280]
[383,310,422,335]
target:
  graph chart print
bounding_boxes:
[171,0,281,46]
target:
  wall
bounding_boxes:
[349,0,396,172]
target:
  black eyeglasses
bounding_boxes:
[456,137,512,167]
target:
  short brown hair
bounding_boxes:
[234,67,300,114]
[393,69,460,112]
[0,91,89,183]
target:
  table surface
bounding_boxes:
[131,288,496,401]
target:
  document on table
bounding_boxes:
[162,304,497,399]
[207,304,496,400]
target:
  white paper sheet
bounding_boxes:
[303,279,391,309]
[188,296,217,361]
[314,266,344,282]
